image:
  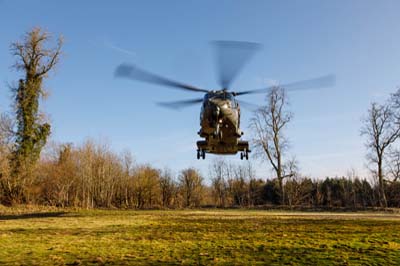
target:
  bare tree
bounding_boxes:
[0,114,14,203]
[386,88,400,183]
[179,168,203,207]
[250,86,293,204]
[285,176,314,207]
[361,102,400,207]
[132,165,160,209]
[0,113,14,147]
[159,168,177,208]
[210,157,229,207]
[386,148,400,183]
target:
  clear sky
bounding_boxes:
[1,0,400,180]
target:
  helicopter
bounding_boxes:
[115,41,335,160]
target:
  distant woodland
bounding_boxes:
[1,28,400,209]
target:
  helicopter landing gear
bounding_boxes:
[197,149,206,160]
[240,149,249,160]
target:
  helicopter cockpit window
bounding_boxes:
[212,94,223,100]
[213,93,234,100]
[225,94,234,101]
[224,94,236,107]
[233,99,238,108]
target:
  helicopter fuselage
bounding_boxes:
[115,41,334,161]
[196,90,249,158]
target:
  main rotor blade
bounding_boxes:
[213,41,262,89]
[157,98,203,110]
[237,99,259,111]
[115,63,209,93]
[235,74,336,96]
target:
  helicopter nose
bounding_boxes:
[209,99,227,109]
[208,99,219,110]
[219,102,230,110]
[213,105,220,116]
[212,100,230,112]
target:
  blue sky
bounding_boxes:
[1,1,400,180]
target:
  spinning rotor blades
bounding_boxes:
[115,63,208,93]
[114,41,335,110]
[213,40,262,89]
[157,98,204,110]
[235,74,336,96]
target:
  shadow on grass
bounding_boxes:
[0,211,68,220]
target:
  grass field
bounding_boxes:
[0,207,400,265]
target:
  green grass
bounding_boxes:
[0,207,400,265]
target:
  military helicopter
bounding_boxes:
[115,41,334,160]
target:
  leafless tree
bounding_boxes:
[0,114,14,203]
[386,148,400,183]
[285,176,315,207]
[179,168,203,207]
[159,168,177,208]
[386,88,400,183]
[210,157,229,207]
[361,102,400,207]
[0,113,14,147]
[250,86,293,204]
[132,165,160,209]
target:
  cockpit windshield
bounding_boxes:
[206,91,235,101]
[204,91,237,108]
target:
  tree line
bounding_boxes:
[3,140,400,208]
[0,27,399,208]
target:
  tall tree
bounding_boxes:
[361,102,400,207]
[250,87,293,204]
[7,27,62,203]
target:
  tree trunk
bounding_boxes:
[378,157,387,207]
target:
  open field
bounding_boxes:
[1,207,400,265]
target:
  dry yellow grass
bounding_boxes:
[0,206,400,265]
